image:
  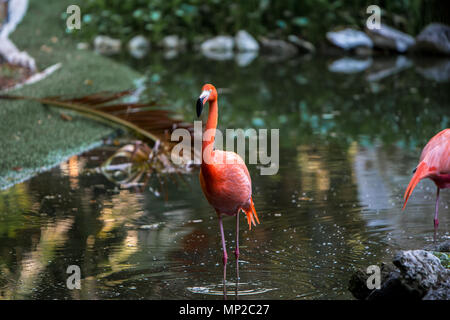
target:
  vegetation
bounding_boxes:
[77,0,448,43]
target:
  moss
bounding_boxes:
[0,0,142,189]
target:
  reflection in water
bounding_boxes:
[0,55,449,299]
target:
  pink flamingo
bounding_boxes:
[196,84,259,290]
[403,128,450,234]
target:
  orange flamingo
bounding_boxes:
[196,84,259,282]
[403,128,450,233]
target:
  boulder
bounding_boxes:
[349,249,450,300]
[288,35,315,54]
[76,42,89,50]
[200,36,234,53]
[201,50,234,61]
[94,35,121,55]
[366,56,413,82]
[127,35,150,59]
[326,28,373,50]
[235,30,259,52]
[259,37,298,60]
[392,250,448,296]
[235,51,257,67]
[328,57,372,74]
[366,23,415,53]
[415,23,450,55]
[161,35,187,50]
[415,58,450,82]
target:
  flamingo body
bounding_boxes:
[200,151,251,214]
[403,128,450,232]
[200,150,259,227]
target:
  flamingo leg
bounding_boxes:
[218,215,227,298]
[235,213,240,260]
[434,187,440,239]
[235,213,240,299]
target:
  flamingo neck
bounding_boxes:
[202,99,218,165]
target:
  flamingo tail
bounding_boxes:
[243,197,260,230]
[403,162,429,210]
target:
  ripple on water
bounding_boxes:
[187,281,277,296]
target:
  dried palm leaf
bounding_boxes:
[0,90,197,195]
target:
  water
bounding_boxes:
[0,54,449,299]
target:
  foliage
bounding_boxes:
[76,0,442,43]
[432,252,450,269]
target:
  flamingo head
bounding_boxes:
[196,84,217,117]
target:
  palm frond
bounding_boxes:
[0,90,192,143]
[0,90,198,195]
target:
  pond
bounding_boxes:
[0,53,449,299]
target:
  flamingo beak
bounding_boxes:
[196,90,210,117]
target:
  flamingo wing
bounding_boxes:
[200,151,259,228]
[420,129,450,162]
[403,129,450,209]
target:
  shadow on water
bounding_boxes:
[0,54,449,299]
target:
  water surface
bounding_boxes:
[0,54,449,299]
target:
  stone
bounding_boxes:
[326,28,373,50]
[235,51,257,67]
[76,42,89,50]
[94,35,121,55]
[349,249,450,300]
[127,35,150,59]
[200,36,234,53]
[288,35,315,54]
[235,30,259,52]
[393,250,448,296]
[328,57,372,74]
[161,35,187,50]
[415,23,450,55]
[366,23,415,53]
[201,50,234,61]
[366,56,413,82]
[415,58,450,82]
[259,37,298,60]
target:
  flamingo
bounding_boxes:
[196,84,260,290]
[403,128,450,235]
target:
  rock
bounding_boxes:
[94,35,121,55]
[348,263,399,300]
[415,58,450,82]
[424,240,450,252]
[235,30,259,52]
[355,46,373,56]
[328,57,372,74]
[201,50,234,61]
[349,249,450,300]
[393,250,448,296]
[201,36,234,53]
[163,49,179,60]
[161,35,187,50]
[366,23,415,53]
[415,23,450,55]
[348,269,375,299]
[76,42,89,50]
[127,35,150,59]
[366,56,413,82]
[326,28,373,50]
[288,35,315,54]
[235,51,257,67]
[259,37,298,60]
[423,285,450,300]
